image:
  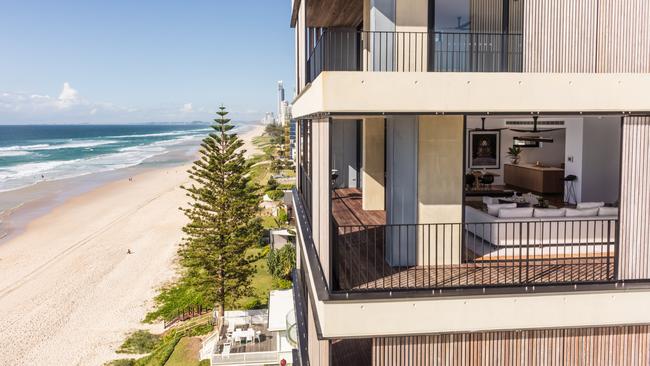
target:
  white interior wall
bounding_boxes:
[466,117,567,186]
[564,118,584,202]
[369,0,396,31]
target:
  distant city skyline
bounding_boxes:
[0,1,295,124]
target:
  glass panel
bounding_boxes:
[434,0,470,32]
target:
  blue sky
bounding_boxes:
[0,0,295,124]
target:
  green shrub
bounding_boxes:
[104,360,135,366]
[134,333,182,366]
[267,190,285,201]
[273,277,293,290]
[276,208,288,224]
[198,360,211,366]
[144,280,211,323]
[190,322,215,336]
[240,298,264,310]
[117,330,161,354]
[266,177,279,191]
[267,245,296,282]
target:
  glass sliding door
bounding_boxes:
[428,0,523,72]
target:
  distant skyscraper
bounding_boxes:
[277,81,285,122]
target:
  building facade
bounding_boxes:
[289,0,650,365]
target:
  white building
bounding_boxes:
[200,289,296,366]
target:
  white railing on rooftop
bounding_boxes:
[211,350,279,365]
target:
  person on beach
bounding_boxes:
[127,249,132,254]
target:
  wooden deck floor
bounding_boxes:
[332,188,386,226]
[331,188,614,291]
[217,325,275,354]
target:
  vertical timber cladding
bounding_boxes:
[619,116,650,280]
[523,0,650,72]
[372,326,650,366]
[596,0,650,72]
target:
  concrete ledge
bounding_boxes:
[320,287,650,338]
[292,72,650,118]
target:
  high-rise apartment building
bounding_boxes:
[289,0,650,365]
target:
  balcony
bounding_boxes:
[306,29,523,83]
[331,188,616,293]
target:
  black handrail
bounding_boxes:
[332,219,617,292]
[306,29,524,82]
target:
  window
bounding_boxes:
[432,0,470,32]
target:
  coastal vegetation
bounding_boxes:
[177,106,262,317]
[106,315,213,366]
[117,331,162,354]
[109,113,297,365]
[267,244,296,289]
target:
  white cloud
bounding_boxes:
[181,102,193,113]
[57,82,79,108]
[0,84,266,123]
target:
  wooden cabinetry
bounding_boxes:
[504,164,564,194]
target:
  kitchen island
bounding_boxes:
[504,163,564,194]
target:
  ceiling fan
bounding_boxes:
[468,117,508,132]
[508,116,563,143]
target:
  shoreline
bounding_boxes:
[0,122,264,245]
[0,122,265,365]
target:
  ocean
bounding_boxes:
[0,123,232,192]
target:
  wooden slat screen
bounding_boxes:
[596,0,650,72]
[470,0,503,33]
[523,0,650,73]
[373,325,650,365]
[619,116,650,280]
[523,0,599,72]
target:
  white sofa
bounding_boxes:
[465,204,618,248]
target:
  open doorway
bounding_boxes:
[464,115,621,210]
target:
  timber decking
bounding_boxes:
[332,188,614,291]
[332,188,386,226]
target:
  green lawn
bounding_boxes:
[261,215,278,230]
[236,246,273,309]
[249,161,272,187]
[164,337,202,366]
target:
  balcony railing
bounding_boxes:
[211,351,280,365]
[332,219,617,292]
[306,29,523,82]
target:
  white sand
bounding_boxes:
[0,123,265,366]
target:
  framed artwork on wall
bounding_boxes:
[468,130,500,169]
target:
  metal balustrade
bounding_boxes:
[307,29,524,82]
[332,219,617,292]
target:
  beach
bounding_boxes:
[0,122,264,365]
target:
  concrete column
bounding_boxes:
[417,115,464,265]
[362,117,385,211]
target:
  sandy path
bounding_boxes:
[0,123,265,366]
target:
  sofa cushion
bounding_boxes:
[487,203,517,216]
[598,207,619,217]
[482,196,499,205]
[565,208,599,217]
[533,208,566,218]
[576,201,605,209]
[498,207,534,218]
